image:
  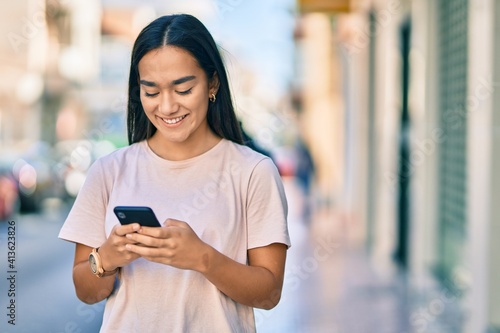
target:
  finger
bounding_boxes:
[137,225,166,237]
[164,218,187,228]
[115,223,141,236]
[126,243,162,257]
[126,232,163,247]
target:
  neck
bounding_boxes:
[147,131,221,161]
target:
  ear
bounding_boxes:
[209,72,220,95]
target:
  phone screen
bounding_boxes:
[113,206,162,227]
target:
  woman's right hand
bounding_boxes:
[97,223,143,271]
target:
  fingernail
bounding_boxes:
[126,234,132,239]
[132,224,140,231]
[125,244,131,250]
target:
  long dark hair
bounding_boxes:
[127,14,243,145]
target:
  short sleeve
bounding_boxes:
[246,158,291,249]
[58,159,110,248]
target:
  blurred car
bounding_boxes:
[54,139,117,198]
[1,141,65,214]
[0,172,18,220]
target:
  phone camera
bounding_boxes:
[117,212,126,219]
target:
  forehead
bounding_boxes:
[138,46,204,81]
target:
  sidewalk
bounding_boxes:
[256,178,464,333]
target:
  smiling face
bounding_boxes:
[138,46,219,158]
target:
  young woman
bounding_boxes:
[59,14,290,332]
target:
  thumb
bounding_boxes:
[163,218,187,228]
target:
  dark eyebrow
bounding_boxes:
[139,75,196,88]
[139,80,157,87]
[171,75,196,85]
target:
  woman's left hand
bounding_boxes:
[125,219,210,272]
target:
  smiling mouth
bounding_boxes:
[159,115,187,125]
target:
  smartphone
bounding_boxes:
[113,206,162,227]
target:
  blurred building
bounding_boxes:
[0,1,211,204]
[0,0,108,208]
[295,0,500,332]
[0,0,47,147]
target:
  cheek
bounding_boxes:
[140,96,155,113]
[194,98,209,114]
[190,91,209,114]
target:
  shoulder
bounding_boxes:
[222,140,280,180]
[94,142,144,167]
[86,142,144,179]
[223,140,271,166]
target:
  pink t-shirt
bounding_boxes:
[58,139,290,333]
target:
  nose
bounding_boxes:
[158,92,179,115]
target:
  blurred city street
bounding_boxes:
[257,178,462,333]
[0,206,103,333]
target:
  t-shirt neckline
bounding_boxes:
[141,138,227,168]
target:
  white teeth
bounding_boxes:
[161,115,186,124]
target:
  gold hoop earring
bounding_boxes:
[209,93,216,103]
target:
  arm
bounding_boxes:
[72,223,142,304]
[203,242,287,309]
[125,219,287,309]
[72,243,116,304]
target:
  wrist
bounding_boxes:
[97,247,117,272]
[89,248,118,278]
